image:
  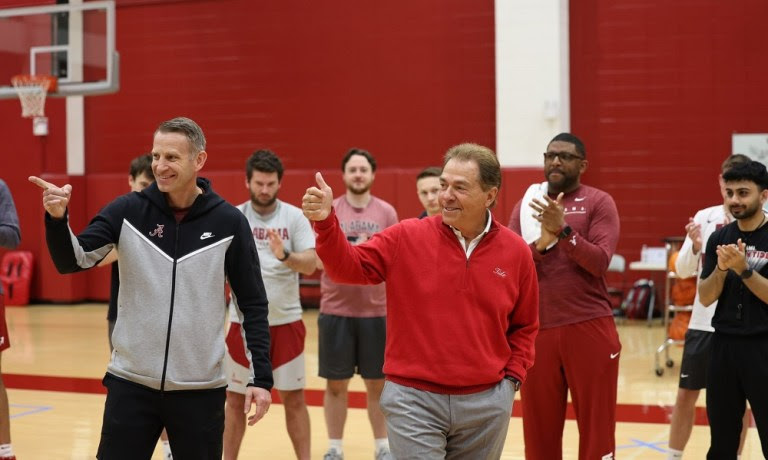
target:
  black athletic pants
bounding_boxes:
[96,373,226,460]
[706,333,768,459]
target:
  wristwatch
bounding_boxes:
[557,225,573,240]
[277,250,291,262]
[504,375,521,391]
[740,268,753,280]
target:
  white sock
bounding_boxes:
[667,448,683,459]
[328,439,343,454]
[162,440,172,458]
[0,444,13,458]
[375,438,390,453]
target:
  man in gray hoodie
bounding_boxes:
[30,117,273,460]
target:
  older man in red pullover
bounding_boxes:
[509,132,621,460]
[303,143,539,459]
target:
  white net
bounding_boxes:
[11,75,55,118]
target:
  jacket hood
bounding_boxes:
[142,177,225,219]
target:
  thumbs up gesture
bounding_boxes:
[302,172,333,221]
[29,176,72,219]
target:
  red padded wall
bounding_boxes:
[85,0,496,173]
[6,1,767,302]
[2,0,496,302]
[570,0,768,266]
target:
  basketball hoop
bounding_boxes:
[11,74,58,118]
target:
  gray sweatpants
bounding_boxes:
[379,379,515,459]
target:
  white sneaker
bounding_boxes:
[323,449,344,460]
[375,448,392,460]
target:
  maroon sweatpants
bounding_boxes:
[0,294,9,352]
[521,316,621,460]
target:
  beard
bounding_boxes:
[345,181,372,195]
[250,191,277,208]
[546,169,578,193]
[731,200,762,220]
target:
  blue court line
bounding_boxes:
[617,438,669,453]
[10,403,53,419]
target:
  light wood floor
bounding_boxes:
[3,305,764,459]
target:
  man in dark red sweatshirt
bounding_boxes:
[509,132,621,460]
[303,143,539,459]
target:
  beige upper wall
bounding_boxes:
[496,0,569,167]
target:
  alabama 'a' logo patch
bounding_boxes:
[149,224,164,238]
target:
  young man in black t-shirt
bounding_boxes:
[699,160,768,458]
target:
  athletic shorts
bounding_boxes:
[678,329,713,390]
[318,313,385,380]
[0,294,9,352]
[225,319,306,393]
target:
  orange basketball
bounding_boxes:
[668,250,679,272]
[669,311,691,341]
[668,250,697,306]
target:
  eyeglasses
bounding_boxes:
[543,151,584,162]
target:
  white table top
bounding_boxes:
[628,261,667,271]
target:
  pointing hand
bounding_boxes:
[29,176,71,219]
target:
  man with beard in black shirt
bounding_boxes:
[699,160,768,458]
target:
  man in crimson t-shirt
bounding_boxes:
[316,148,398,460]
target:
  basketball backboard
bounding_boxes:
[0,1,118,99]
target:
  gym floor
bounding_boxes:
[4,305,763,459]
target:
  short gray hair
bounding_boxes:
[443,143,501,207]
[155,117,206,154]
[443,143,501,191]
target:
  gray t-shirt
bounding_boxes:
[232,199,315,326]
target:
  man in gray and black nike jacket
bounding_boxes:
[30,117,272,460]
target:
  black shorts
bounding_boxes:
[678,329,713,390]
[97,374,226,460]
[318,313,386,379]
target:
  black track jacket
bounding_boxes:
[44,178,272,391]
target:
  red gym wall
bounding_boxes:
[2,0,767,302]
[2,0,510,302]
[569,0,768,269]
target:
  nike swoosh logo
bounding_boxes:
[610,352,620,359]
[200,232,214,240]
[574,197,586,201]
[681,374,689,378]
